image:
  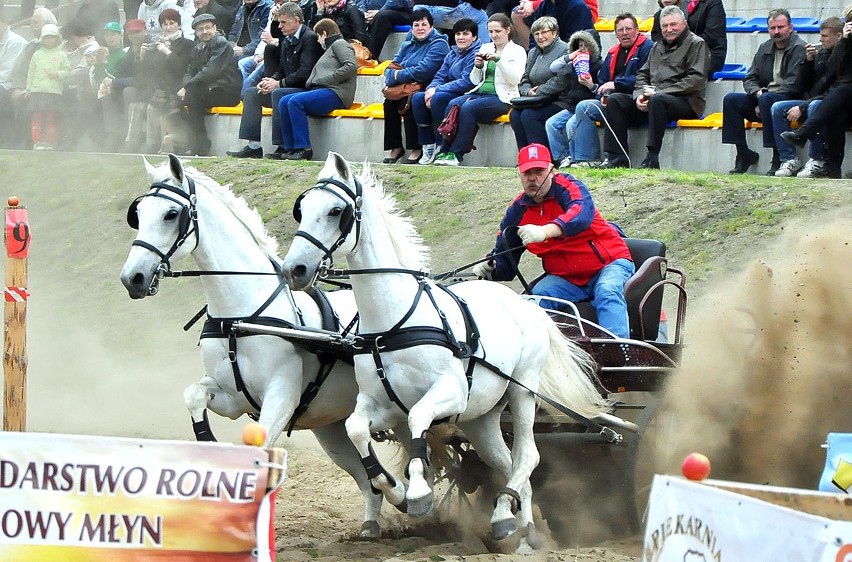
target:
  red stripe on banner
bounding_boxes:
[4,287,30,302]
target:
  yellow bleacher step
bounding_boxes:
[357,60,391,76]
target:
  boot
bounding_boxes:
[729,147,759,174]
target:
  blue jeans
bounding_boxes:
[533,258,635,339]
[444,93,507,159]
[722,90,792,148]
[278,88,344,150]
[241,61,265,97]
[412,2,489,41]
[545,109,574,161]
[411,89,457,145]
[771,99,825,161]
[567,98,604,162]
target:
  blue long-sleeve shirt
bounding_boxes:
[385,28,449,85]
[428,38,480,94]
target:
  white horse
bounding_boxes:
[119,154,394,538]
[281,152,611,549]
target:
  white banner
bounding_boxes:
[820,433,852,495]
[0,432,285,561]
[643,475,852,562]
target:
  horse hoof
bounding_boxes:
[392,498,408,514]
[491,517,518,541]
[359,520,381,539]
[406,493,433,517]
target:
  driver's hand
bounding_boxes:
[518,224,547,245]
[472,259,495,280]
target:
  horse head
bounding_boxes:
[120,154,199,299]
[282,152,362,290]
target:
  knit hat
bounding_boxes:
[39,23,61,39]
[191,13,217,28]
[518,143,552,172]
[159,8,181,24]
[103,21,122,33]
[124,18,146,32]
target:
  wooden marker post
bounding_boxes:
[4,196,31,431]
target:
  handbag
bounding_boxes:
[351,39,377,68]
[436,103,461,144]
[382,62,423,113]
[509,94,555,109]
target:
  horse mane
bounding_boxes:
[152,162,280,259]
[357,163,430,271]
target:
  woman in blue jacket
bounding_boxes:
[411,18,480,164]
[382,9,449,164]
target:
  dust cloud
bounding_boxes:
[652,216,852,488]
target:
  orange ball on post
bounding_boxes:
[681,452,711,481]
[242,422,267,447]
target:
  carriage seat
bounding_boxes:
[532,238,667,340]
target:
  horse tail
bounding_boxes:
[538,319,611,419]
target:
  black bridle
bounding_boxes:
[292,176,363,267]
[127,178,199,295]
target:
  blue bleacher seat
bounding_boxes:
[790,17,820,33]
[711,63,748,80]
[726,17,757,32]
[393,25,411,32]
[741,17,768,32]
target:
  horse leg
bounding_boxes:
[184,378,217,442]
[345,394,408,511]
[405,374,468,517]
[255,374,301,447]
[492,386,541,551]
[312,420,384,539]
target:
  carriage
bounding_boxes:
[122,153,688,549]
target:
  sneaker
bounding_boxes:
[796,159,824,178]
[774,159,802,177]
[419,143,438,165]
[433,152,459,166]
[571,160,600,168]
[809,164,841,179]
[558,156,573,169]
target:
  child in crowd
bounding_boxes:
[25,24,70,150]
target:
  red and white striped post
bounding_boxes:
[4,196,31,432]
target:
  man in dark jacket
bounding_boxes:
[771,16,842,177]
[473,143,635,338]
[179,13,242,155]
[782,14,852,178]
[722,8,805,174]
[599,5,709,169]
[227,2,322,158]
[229,0,272,61]
[651,0,726,76]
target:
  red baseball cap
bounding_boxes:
[124,19,146,32]
[517,143,552,172]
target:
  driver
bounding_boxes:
[473,143,634,338]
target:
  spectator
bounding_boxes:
[429,12,524,165]
[179,13,242,155]
[307,0,370,46]
[276,17,357,160]
[0,13,28,148]
[514,0,593,51]
[651,0,726,76]
[193,0,236,36]
[103,18,150,152]
[75,0,121,43]
[24,23,69,150]
[139,0,179,36]
[227,2,322,159]
[141,8,194,152]
[771,16,842,177]
[362,0,412,60]
[61,19,101,149]
[6,7,56,149]
[559,13,652,168]
[543,28,601,168]
[472,143,634,338]
[509,16,568,151]
[101,21,128,76]
[782,13,852,179]
[412,17,480,165]
[722,9,805,175]
[411,0,489,42]
[240,0,288,95]
[381,9,449,164]
[229,0,272,82]
[598,6,709,169]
